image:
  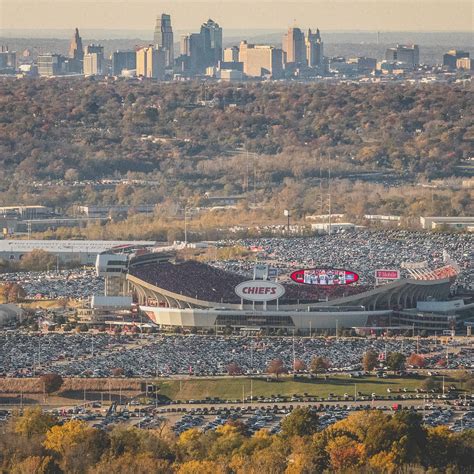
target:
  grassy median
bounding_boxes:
[156,374,454,401]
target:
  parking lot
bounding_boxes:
[1,333,472,378]
[0,269,104,299]
[213,230,473,288]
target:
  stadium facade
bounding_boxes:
[119,256,458,333]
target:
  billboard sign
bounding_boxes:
[235,280,286,302]
[290,268,359,286]
[375,269,400,280]
[253,264,269,280]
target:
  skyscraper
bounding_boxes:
[306,28,324,69]
[82,44,104,75]
[69,28,84,61]
[0,46,16,73]
[223,46,239,62]
[69,28,84,73]
[200,19,223,65]
[136,46,166,79]
[178,19,222,75]
[112,51,137,76]
[239,41,284,79]
[282,27,306,65]
[153,14,174,67]
[443,50,469,69]
[385,44,419,68]
[37,54,66,76]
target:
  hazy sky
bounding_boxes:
[1,0,473,32]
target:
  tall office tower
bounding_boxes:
[180,34,191,56]
[85,44,104,55]
[153,14,174,67]
[69,28,84,60]
[188,33,206,72]
[37,54,66,76]
[0,46,16,73]
[456,57,472,70]
[306,28,324,69]
[200,18,223,65]
[83,44,104,75]
[385,44,419,68]
[282,27,306,65]
[443,50,469,69]
[223,46,239,62]
[83,53,103,75]
[68,28,84,73]
[136,46,166,79]
[239,41,284,78]
[112,51,137,75]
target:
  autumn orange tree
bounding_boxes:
[407,353,426,368]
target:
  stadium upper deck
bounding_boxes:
[126,259,456,331]
[128,261,370,305]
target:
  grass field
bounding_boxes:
[0,374,463,407]
[156,374,457,401]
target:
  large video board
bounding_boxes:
[290,268,359,286]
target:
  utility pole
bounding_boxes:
[292,329,296,372]
[328,165,332,235]
[250,338,253,374]
[245,149,249,192]
[253,154,257,207]
[184,207,188,247]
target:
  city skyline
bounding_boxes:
[1,0,472,33]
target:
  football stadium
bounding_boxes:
[103,251,463,333]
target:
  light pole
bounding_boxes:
[184,207,188,247]
[284,209,290,234]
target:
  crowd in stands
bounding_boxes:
[129,261,370,304]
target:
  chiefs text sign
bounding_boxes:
[235,280,286,302]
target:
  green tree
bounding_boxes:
[280,407,319,437]
[420,377,441,392]
[386,352,406,371]
[362,350,378,371]
[40,374,64,395]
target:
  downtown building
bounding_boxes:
[0,46,16,74]
[238,41,284,79]
[68,27,84,73]
[83,44,104,76]
[177,18,223,76]
[443,50,470,70]
[306,28,324,69]
[282,27,306,65]
[111,51,137,76]
[154,13,174,67]
[385,44,420,68]
[136,46,166,79]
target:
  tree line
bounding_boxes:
[1,405,472,473]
